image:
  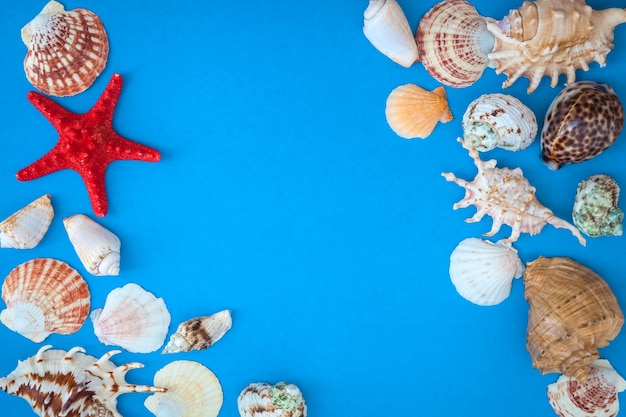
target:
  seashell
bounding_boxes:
[573,174,623,237]
[162,309,232,354]
[485,0,626,93]
[0,194,53,249]
[524,256,624,380]
[90,283,171,353]
[21,0,109,96]
[541,81,624,170]
[462,93,537,152]
[0,258,90,342]
[385,83,453,139]
[63,213,121,276]
[144,360,223,417]
[442,138,586,245]
[363,0,419,68]
[238,382,307,417]
[0,345,165,417]
[416,0,495,88]
[449,238,524,306]
[547,359,626,417]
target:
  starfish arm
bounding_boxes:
[111,135,162,162]
[90,73,123,122]
[81,164,109,217]
[27,91,76,128]
[16,149,69,180]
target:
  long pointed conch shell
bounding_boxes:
[162,310,232,354]
[0,194,54,249]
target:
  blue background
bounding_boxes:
[1,1,626,416]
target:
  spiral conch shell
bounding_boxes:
[573,174,623,237]
[162,309,232,354]
[238,382,307,417]
[0,194,54,249]
[64,213,121,276]
[524,257,624,380]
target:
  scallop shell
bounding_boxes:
[541,81,624,170]
[162,309,232,354]
[449,238,524,306]
[385,84,453,139]
[548,359,626,417]
[63,213,121,276]
[90,283,171,353]
[0,194,54,249]
[21,0,109,96]
[238,382,307,417]
[0,258,90,342]
[363,0,419,68]
[416,0,495,87]
[573,174,623,237]
[441,138,586,245]
[462,93,538,152]
[0,345,165,417]
[144,360,223,417]
[486,0,626,93]
[524,256,624,380]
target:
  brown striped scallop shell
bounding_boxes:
[21,0,109,97]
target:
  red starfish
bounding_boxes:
[17,73,161,217]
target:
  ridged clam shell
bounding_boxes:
[144,360,223,417]
[416,0,495,87]
[0,258,90,342]
[162,310,232,354]
[0,194,54,249]
[363,0,419,68]
[385,84,453,139]
[63,214,121,276]
[90,283,171,353]
[238,382,307,417]
[462,93,537,152]
[449,238,524,306]
[21,0,109,96]
[573,174,623,237]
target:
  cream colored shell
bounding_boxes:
[0,194,54,249]
[63,214,121,276]
[162,309,232,354]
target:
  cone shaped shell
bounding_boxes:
[64,214,121,276]
[238,382,307,417]
[0,258,90,342]
[144,360,223,417]
[385,84,453,139]
[0,194,54,249]
[21,0,109,96]
[162,310,232,354]
[573,174,623,237]
[91,283,171,353]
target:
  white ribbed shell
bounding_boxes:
[0,194,54,249]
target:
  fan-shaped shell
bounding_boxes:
[541,81,624,170]
[363,0,419,68]
[524,257,624,380]
[573,174,623,237]
[21,0,109,96]
[416,0,495,87]
[238,382,307,417]
[385,84,453,139]
[64,213,121,276]
[0,194,54,249]
[462,93,537,152]
[449,238,524,306]
[144,360,223,417]
[162,309,232,354]
[0,258,90,342]
[90,283,171,353]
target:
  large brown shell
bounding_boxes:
[524,257,624,380]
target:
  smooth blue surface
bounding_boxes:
[1,1,626,416]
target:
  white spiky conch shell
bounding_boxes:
[449,238,524,306]
[63,213,121,276]
[238,382,307,417]
[90,283,171,353]
[144,360,223,417]
[162,309,232,354]
[0,194,54,249]
[363,0,419,68]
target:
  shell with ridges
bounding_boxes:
[449,238,524,306]
[90,283,171,353]
[238,382,307,417]
[524,257,624,380]
[385,84,453,139]
[144,360,223,417]
[162,309,232,354]
[0,194,54,249]
[0,258,90,342]
[462,93,537,152]
[363,0,419,68]
[573,174,623,237]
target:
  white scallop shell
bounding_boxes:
[144,360,223,417]
[449,237,525,306]
[90,283,171,353]
[363,0,419,68]
[162,310,232,354]
[238,382,307,417]
[0,194,54,249]
[462,93,538,152]
[63,214,121,276]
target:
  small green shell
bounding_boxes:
[572,174,623,237]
